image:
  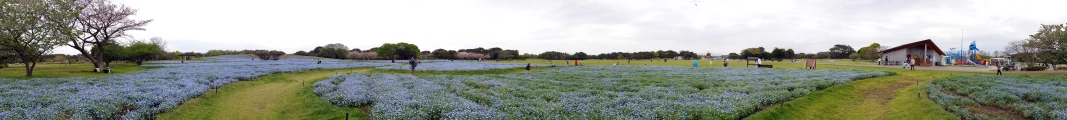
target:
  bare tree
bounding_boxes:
[67,0,152,70]
[0,0,79,76]
[1005,40,1038,66]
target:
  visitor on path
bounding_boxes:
[627,59,631,64]
[317,60,321,64]
[909,59,915,70]
[580,60,585,66]
[664,59,668,62]
[902,61,908,69]
[575,60,579,66]
[526,63,531,70]
[724,59,729,67]
[709,60,713,67]
[409,58,417,75]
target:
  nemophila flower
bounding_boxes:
[0,55,396,119]
[927,75,1067,119]
[316,66,892,119]
[375,61,550,71]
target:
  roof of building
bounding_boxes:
[879,39,945,55]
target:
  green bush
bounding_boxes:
[1021,66,1047,71]
[1056,67,1067,70]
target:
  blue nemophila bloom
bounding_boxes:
[375,61,549,71]
[0,55,396,119]
[316,66,893,119]
[927,75,1067,120]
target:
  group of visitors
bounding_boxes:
[902,58,915,70]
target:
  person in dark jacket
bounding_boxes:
[526,63,531,70]
[409,58,417,75]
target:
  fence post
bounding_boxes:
[346,112,349,120]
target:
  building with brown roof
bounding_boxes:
[879,39,946,67]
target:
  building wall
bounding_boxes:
[882,46,945,66]
[883,50,908,65]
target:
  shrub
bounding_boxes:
[1021,66,1047,71]
[1056,67,1067,70]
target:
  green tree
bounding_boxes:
[728,53,740,59]
[829,44,856,59]
[573,52,588,60]
[1023,23,1067,64]
[431,49,452,59]
[316,43,349,59]
[785,49,795,59]
[394,42,420,59]
[0,0,78,76]
[98,43,126,67]
[294,51,308,56]
[376,43,397,59]
[857,43,882,60]
[125,41,165,65]
[770,48,785,60]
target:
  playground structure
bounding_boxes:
[948,41,993,66]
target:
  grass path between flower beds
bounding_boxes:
[156,68,374,120]
[746,64,961,120]
[155,67,550,120]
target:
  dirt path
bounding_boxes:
[156,68,371,120]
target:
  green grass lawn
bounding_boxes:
[156,68,374,120]
[0,63,146,78]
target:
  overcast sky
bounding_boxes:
[54,0,1067,55]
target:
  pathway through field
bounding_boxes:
[156,68,371,120]
[746,65,961,120]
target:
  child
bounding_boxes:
[692,60,698,67]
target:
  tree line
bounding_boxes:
[722,43,882,61]
[294,42,424,60]
[0,0,164,76]
[1005,23,1067,67]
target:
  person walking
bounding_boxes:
[723,59,729,67]
[909,58,915,70]
[409,57,417,75]
[574,60,579,66]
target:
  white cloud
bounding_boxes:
[54,0,1067,56]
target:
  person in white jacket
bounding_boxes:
[756,59,763,67]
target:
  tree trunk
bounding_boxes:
[74,47,103,69]
[22,62,33,76]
